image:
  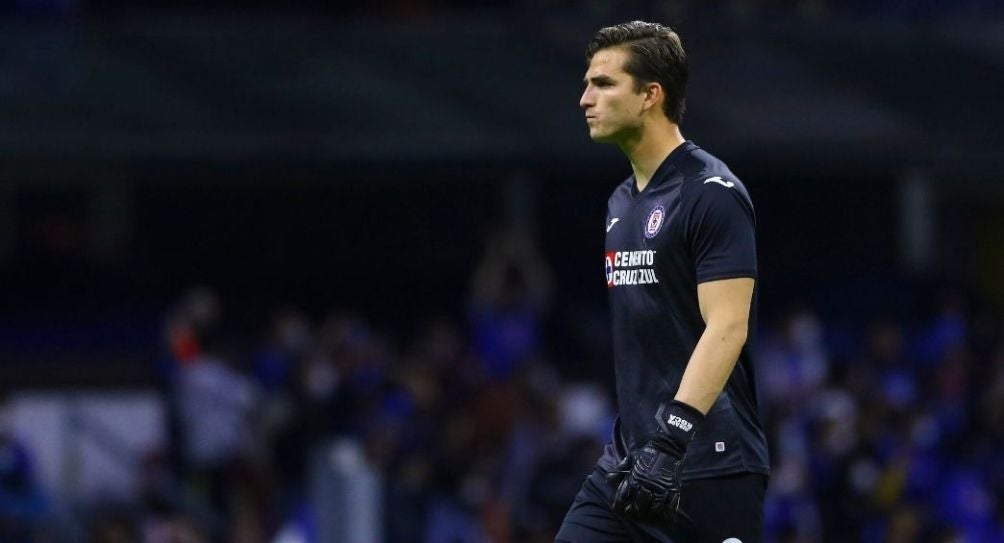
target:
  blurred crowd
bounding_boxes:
[1,230,1004,543]
[760,296,1004,542]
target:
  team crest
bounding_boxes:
[644,205,665,238]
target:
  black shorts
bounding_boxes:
[555,467,766,543]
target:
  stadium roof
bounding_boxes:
[0,13,1001,174]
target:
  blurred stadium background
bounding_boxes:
[2,0,1004,541]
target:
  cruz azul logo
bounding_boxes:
[605,250,659,288]
[645,205,665,238]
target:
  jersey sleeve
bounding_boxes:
[683,177,757,283]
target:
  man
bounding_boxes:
[555,21,769,543]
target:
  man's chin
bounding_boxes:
[588,129,615,143]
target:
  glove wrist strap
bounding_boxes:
[653,400,705,456]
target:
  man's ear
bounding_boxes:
[642,82,664,114]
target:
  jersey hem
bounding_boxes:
[696,270,758,284]
[596,449,770,483]
[680,464,770,482]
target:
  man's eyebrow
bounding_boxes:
[583,74,615,84]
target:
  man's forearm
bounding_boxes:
[674,321,747,414]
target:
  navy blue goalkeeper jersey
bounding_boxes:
[597,140,770,481]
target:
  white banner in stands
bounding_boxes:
[3,391,165,503]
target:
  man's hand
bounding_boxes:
[609,400,704,522]
[611,441,683,521]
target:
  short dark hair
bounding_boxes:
[586,21,688,124]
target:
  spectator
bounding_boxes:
[468,228,552,380]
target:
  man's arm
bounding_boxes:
[610,276,754,521]
[674,277,754,414]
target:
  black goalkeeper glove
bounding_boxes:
[607,400,704,522]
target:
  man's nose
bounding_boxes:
[579,89,593,109]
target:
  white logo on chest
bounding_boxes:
[604,250,659,289]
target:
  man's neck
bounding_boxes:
[620,123,685,193]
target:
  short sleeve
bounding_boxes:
[684,179,757,283]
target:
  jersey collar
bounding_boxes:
[630,140,695,197]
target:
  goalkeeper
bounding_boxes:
[556,21,770,543]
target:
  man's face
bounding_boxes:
[579,47,646,143]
